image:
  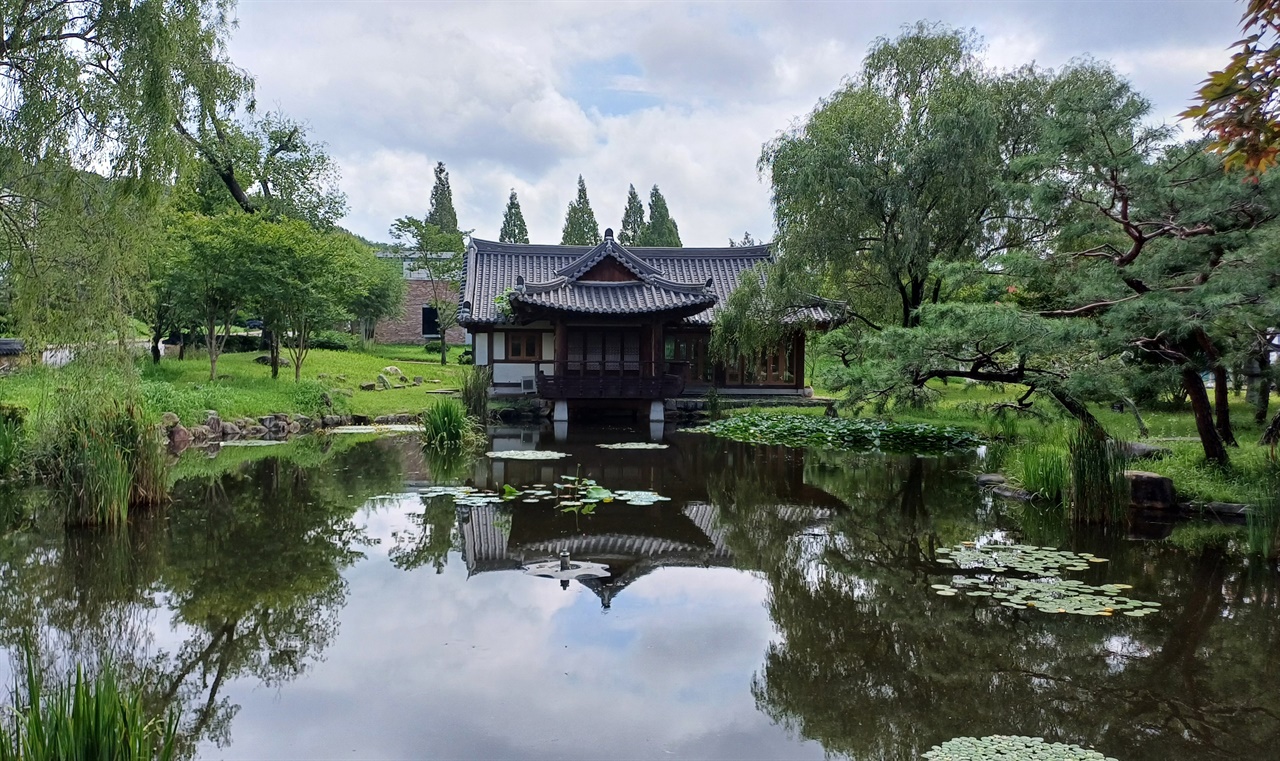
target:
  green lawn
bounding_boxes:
[2,344,473,425]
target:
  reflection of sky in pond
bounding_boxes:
[204,494,824,760]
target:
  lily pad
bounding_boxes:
[485,450,570,460]
[596,442,669,450]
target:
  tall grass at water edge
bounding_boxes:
[31,374,168,527]
[1010,425,1129,526]
[1246,466,1280,558]
[0,647,178,761]
[420,397,481,450]
[460,365,491,421]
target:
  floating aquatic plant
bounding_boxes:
[923,735,1115,760]
[596,442,669,450]
[689,413,981,453]
[932,542,1159,618]
[484,450,570,460]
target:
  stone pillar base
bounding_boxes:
[553,400,569,422]
[648,400,665,423]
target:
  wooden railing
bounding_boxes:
[533,361,686,400]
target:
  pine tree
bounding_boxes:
[618,184,646,246]
[426,162,458,234]
[498,189,530,243]
[638,185,681,247]
[560,175,601,246]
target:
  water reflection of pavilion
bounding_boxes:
[456,427,842,608]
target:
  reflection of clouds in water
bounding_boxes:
[203,504,826,760]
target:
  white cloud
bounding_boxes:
[228,0,1239,246]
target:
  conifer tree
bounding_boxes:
[619,184,646,245]
[638,185,681,247]
[498,189,530,243]
[426,162,458,234]
[560,175,601,246]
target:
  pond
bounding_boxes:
[0,425,1277,760]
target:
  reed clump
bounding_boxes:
[0,650,178,761]
[32,375,169,527]
[460,365,491,421]
[1011,426,1129,526]
[420,397,482,450]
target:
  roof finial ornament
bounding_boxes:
[603,227,614,240]
[515,275,526,293]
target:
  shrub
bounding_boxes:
[0,646,178,761]
[423,340,445,354]
[460,366,491,420]
[291,380,348,418]
[311,330,357,351]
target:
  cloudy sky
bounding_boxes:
[228,0,1240,246]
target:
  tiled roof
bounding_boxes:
[458,237,831,326]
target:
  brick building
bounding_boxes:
[371,252,468,346]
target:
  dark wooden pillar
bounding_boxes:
[792,332,805,389]
[640,323,652,376]
[554,320,568,374]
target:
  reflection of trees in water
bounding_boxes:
[717,449,1280,760]
[0,439,404,758]
[388,494,461,574]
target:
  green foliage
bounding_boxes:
[32,372,168,526]
[637,185,681,247]
[690,412,981,453]
[420,398,480,450]
[703,387,724,421]
[1014,444,1069,503]
[498,189,530,244]
[460,365,492,420]
[1067,428,1129,525]
[618,184,645,246]
[426,161,459,234]
[560,175,601,246]
[347,255,406,343]
[0,649,179,761]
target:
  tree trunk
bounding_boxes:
[206,315,218,381]
[1047,388,1106,438]
[150,324,163,364]
[440,344,447,365]
[1255,350,1272,425]
[1213,365,1238,446]
[1120,397,1149,438]
[1260,408,1280,451]
[269,331,280,380]
[1182,367,1230,467]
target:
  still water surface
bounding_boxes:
[0,426,1277,760]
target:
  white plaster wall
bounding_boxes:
[475,336,489,366]
[542,332,554,360]
[493,362,538,384]
[492,332,506,360]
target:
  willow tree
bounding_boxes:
[715,24,1053,406]
[0,0,249,344]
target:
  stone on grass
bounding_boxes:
[360,382,377,391]
[188,424,211,442]
[243,424,268,439]
[382,366,402,376]
[413,376,424,385]
[168,424,191,452]
[1126,470,1176,510]
[220,422,241,439]
[322,415,343,428]
[376,374,391,390]
[1122,441,1173,460]
[161,411,180,429]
